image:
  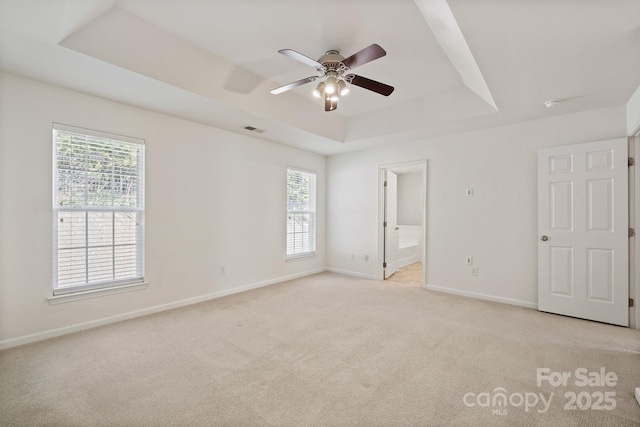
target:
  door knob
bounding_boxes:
[540,235,549,241]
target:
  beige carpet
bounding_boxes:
[387,262,422,286]
[1,272,639,426]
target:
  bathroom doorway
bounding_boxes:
[378,160,427,287]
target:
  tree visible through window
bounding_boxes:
[53,124,145,294]
[287,168,316,257]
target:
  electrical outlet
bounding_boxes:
[465,256,473,265]
[471,267,479,276]
[364,255,369,262]
[219,265,225,275]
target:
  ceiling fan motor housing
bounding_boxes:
[318,50,348,74]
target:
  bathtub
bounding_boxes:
[398,226,422,267]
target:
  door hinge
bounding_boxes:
[630,298,635,308]
[629,157,635,167]
[629,228,635,238]
[383,262,387,268]
[383,221,387,227]
[384,181,388,187]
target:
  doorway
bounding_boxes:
[378,160,427,287]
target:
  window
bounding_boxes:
[52,123,145,295]
[287,168,316,258]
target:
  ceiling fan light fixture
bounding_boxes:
[313,82,325,98]
[324,76,337,95]
[337,79,349,96]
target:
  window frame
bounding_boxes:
[52,123,145,295]
[286,167,317,260]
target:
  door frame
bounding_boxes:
[377,160,428,286]
[632,136,640,329]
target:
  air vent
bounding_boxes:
[242,125,266,134]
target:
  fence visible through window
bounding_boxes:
[286,168,316,258]
[53,123,145,294]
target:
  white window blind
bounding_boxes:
[287,168,316,258]
[52,123,145,295]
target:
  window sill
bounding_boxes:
[286,253,317,262]
[47,282,149,305]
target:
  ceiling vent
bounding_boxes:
[243,125,266,133]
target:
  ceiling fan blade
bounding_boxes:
[270,76,317,95]
[278,49,323,68]
[342,44,386,69]
[325,95,337,112]
[346,74,394,96]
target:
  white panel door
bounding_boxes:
[538,139,628,326]
[385,171,399,279]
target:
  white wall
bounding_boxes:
[397,172,423,226]
[327,106,627,305]
[0,72,326,347]
[627,86,640,135]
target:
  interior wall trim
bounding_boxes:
[0,268,327,351]
[424,284,538,310]
[325,268,377,281]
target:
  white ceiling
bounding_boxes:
[1,0,639,155]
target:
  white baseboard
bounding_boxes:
[325,268,377,280]
[0,268,326,350]
[424,284,538,310]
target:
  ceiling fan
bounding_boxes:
[270,44,394,112]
